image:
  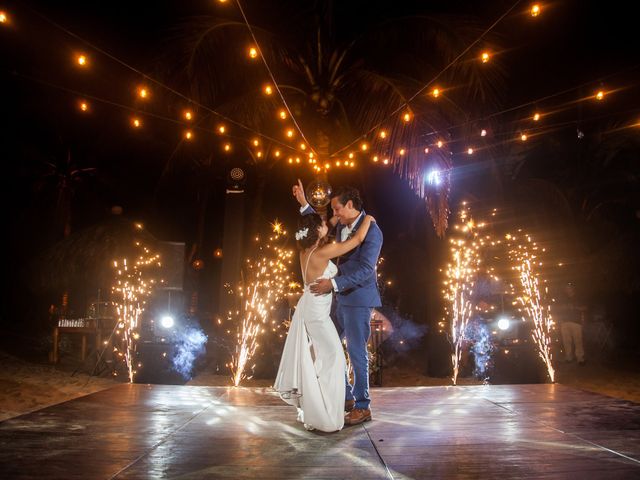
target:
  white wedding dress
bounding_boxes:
[274,253,346,432]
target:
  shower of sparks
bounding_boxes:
[444,206,487,385]
[506,233,555,382]
[111,242,160,382]
[227,226,295,386]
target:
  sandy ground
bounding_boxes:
[1,349,638,423]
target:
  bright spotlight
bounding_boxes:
[497,318,510,331]
[161,316,175,329]
[426,169,442,186]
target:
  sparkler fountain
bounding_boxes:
[506,233,555,382]
[227,221,295,386]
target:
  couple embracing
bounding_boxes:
[274,180,383,432]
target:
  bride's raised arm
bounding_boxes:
[316,215,375,260]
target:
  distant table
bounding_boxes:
[51,317,116,364]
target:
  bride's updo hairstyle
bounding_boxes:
[295,214,323,250]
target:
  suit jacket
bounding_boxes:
[302,205,383,307]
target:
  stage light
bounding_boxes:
[161,316,175,329]
[426,169,442,186]
[498,318,510,330]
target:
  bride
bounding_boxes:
[274,212,375,432]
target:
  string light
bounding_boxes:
[252,138,260,146]
[299,143,306,150]
[263,84,273,95]
[217,125,226,134]
[224,142,231,151]
[403,111,412,122]
[431,88,440,98]
[361,142,369,151]
[480,129,487,137]
[184,129,194,140]
[137,86,149,99]
[286,129,294,138]
[481,51,491,63]
[0,11,8,24]
[78,100,89,112]
[131,117,142,128]
[372,156,379,162]
[183,109,193,121]
[530,4,541,17]
[278,109,287,120]
[379,130,387,139]
[424,147,430,153]
[533,112,541,121]
[595,90,605,101]
[467,147,474,154]
[248,46,258,59]
[274,149,281,157]
[437,140,444,148]
[520,133,528,141]
[76,54,88,67]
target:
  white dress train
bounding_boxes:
[274,258,346,432]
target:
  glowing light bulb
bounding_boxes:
[137,87,148,99]
[481,129,487,137]
[79,101,89,112]
[348,152,354,159]
[77,54,88,66]
[217,125,226,134]
[437,140,443,148]
[424,147,430,153]
[299,143,306,150]
[372,156,379,162]
[467,147,474,155]
[383,158,390,165]
[521,133,528,141]
[325,162,331,169]
[286,129,294,138]
[379,130,387,139]
[336,160,342,166]
[224,143,231,151]
[183,110,193,121]
[274,150,281,157]
[288,158,293,164]
[530,4,541,17]
[595,90,605,101]
[403,112,412,122]
[399,148,406,156]
[252,138,260,146]
[248,47,258,59]
[132,117,142,128]
[0,11,8,23]
[295,157,301,163]
[256,151,263,158]
[533,112,541,121]
[431,88,440,98]
[361,142,368,151]
[481,51,490,63]
[264,85,273,95]
[278,110,287,120]
[184,130,193,140]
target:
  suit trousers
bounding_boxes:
[335,303,372,410]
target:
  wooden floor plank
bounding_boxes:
[0,384,638,479]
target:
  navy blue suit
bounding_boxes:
[302,205,383,409]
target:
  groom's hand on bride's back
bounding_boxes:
[310,278,333,295]
[292,178,308,208]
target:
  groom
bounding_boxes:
[293,179,383,425]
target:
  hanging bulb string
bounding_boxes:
[22,4,299,150]
[329,0,524,158]
[233,0,320,159]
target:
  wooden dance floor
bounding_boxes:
[1,384,639,479]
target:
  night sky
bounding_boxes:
[1,0,638,340]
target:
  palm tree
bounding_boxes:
[160,0,506,237]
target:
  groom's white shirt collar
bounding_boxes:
[341,211,364,240]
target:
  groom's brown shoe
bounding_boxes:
[345,399,355,412]
[344,408,372,425]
